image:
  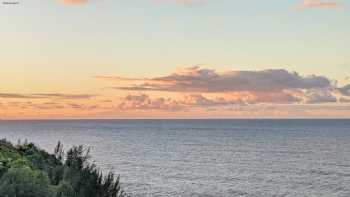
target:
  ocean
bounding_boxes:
[0,119,350,197]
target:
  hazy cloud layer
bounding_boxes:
[181,94,241,107]
[117,91,309,111]
[32,94,94,100]
[0,93,40,99]
[301,0,338,9]
[58,0,202,6]
[118,94,183,111]
[117,94,243,111]
[339,97,350,103]
[0,93,94,100]
[156,0,205,6]
[58,0,87,5]
[2,66,349,116]
[56,0,340,10]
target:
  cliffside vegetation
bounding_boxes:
[0,139,129,197]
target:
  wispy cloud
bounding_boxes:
[58,0,204,6]
[0,93,40,99]
[2,101,101,112]
[300,0,338,9]
[0,93,95,100]
[32,94,94,100]
[58,0,87,5]
[155,0,205,6]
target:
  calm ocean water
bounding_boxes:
[0,119,350,197]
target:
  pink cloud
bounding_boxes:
[59,0,87,5]
[99,66,331,93]
[301,0,338,9]
[118,94,183,111]
[155,0,204,6]
[96,66,350,105]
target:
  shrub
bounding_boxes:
[0,167,53,197]
[0,140,128,197]
[55,181,76,197]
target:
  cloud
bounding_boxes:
[2,100,102,111]
[339,84,350,96]
[30,103,65,110]
[0,93,41,99]
[116,92,304,112]
[2,101,65,110]
[97,66,349,105]
[0,93,94,100]
[100,66,331,93]
[94,76,144,81]
[32,94,94,100]
[155,0,204,6]
[181,92,302,106]
[58,0,87,5]
[339,97,350,103]
[118,94,239,111]
[117,94,241,111]
[58,0,203,6]
[305,89,337,104]
[181,94,243,107]
[118,94,183,111]
[300,0,338,9]
[246,91,303,104]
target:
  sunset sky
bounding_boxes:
[0,0,349,119]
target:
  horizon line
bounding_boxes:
[1,118,350,121]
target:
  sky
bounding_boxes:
[0,0,349,119]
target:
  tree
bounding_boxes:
[0,140,128,197]
[0,167,53,197]
[55,181,75,197]
[54,141,64,162]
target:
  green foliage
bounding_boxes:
[0,139,31,177]
[49,165,65,185]
[18,142,61,170]
[63,146,121,197]
[54,141,64,162]
[0,139,128,197]
[0,167,53,197]
[55,181,76,197]
[65,145,90,170]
